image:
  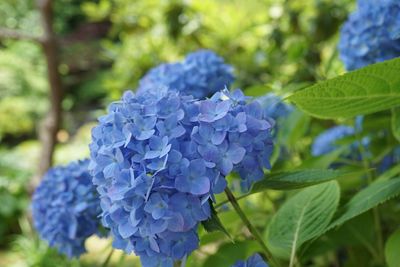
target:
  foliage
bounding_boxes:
[385,229,400,267]
[0,42,47,139]
[265,181,340,260]
[0,160,29,247]
[83,0,352,97]
[289,58,400,119]
[1,0,400,267]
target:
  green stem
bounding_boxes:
[324,48,338,77]
[101,249,114,267]
[355,131,384,262]
[224,188,280,267]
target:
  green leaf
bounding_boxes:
[201,203,232,241]
[330,178,400,229]
[392,107,400,142]
[251,169,349,192]
[385,229,400,267]
[288,58,400,119]
[265,181,340,259]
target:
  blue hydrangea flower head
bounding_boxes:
[232,253,269,267]
[32,159,102,258]
[338,0,400,70]
[89,88,274,266]
[137,49,234,99]
[311,125,355,156]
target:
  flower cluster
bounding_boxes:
[89,87,273,266]
[338,0,400,70]
[32,159,102,258]
[231,253,269,267]
[137,50,235,99]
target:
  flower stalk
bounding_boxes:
[101,249,114,267]
[224,188,280,267]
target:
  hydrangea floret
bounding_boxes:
[89,87,274,266]
[137,50,235,99]
[338,0,400,70]
[32,159,102,258]
[231,253,269,267]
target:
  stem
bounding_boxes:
[101,249,114,267]
[324,48,338,77]
[224,188,280,267]
[355,131,384,262]
[289,255,298,267]
[264,191,276,213]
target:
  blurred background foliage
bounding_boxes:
[0,0,361,266]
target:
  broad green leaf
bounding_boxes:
[201,203,232,241]
[251,169,349,192]
[288,58,400,119]
[330,178,400,229]
[385,229,400,267]
[265,181,340,259]
[392,107,400,142]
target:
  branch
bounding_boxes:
[0,27,41,42]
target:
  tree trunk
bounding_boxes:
[34,0,63,184]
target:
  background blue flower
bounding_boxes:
[31,159,102,258]
[137,50,235,99]
[311,119,370,164]
[312,125,356,156]
[89,88,274,266]
[338,0,400,70]
[232,253,269,267]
